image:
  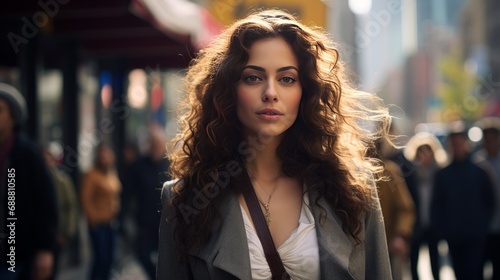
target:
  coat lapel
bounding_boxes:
[188,192,252,280]
[213,193,252,279]
[309,192,356,280]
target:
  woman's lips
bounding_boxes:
[256,108,283,121]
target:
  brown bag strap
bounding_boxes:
[241,169,290,280]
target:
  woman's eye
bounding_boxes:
[243,75,261,83]
[280,77,296,84]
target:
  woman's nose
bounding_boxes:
[262,81,278,102]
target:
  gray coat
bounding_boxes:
[157,180,392,280]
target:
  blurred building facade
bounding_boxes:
[323,0,358,75]
[461,0,500,116]
[347,0,500,135]
[280,0,489,134]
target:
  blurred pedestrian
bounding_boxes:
[370,139,416,280]
[475,117,500,280]
[128,124,170,280]
[42,143,78,278]
[117,140,140,242]
[432,120,495,280]
[404,132,448,280]
[80,144,121,280]
[0,83,58,280]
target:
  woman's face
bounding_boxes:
[416,145,434,165]
[236,37,302,139]
[98,146,115,168]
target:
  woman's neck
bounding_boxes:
[244,134,283,182]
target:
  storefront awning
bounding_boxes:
[130,0,224,50]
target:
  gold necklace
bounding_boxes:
[252,175,280,225]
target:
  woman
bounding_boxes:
[158,9,392,280]
[81,144,121,280]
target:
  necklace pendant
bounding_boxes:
[265,210,271,224]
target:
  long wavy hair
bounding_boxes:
[167,9,391,255]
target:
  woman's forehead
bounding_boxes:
[244,37,298,68]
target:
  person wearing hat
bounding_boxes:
[403,132,447,280]
[475,117,500,280]
[431,120,495,280]
[0,82,58,280]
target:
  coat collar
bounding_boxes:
[212,192,252,279]
[187,190,355,280]
[308,191,356,280]
[187,191,252,280]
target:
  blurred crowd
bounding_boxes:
[0,83,170,280]
[1,80,500,280]
[375,118,500,280]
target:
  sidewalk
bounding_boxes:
[56,236,149,280]
[414,243,455,280]
[414,241,493,280]
[55,217,150,280]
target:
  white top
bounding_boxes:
[240,194,320,280]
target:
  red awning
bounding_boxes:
[130,0,224,50]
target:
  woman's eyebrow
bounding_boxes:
[243,65,299,73]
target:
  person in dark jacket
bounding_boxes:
[0,83,59,280]
[432,120,495,280]
[129,125,170,280]
[474,117,500,280]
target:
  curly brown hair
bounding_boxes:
[167,9,391,255]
